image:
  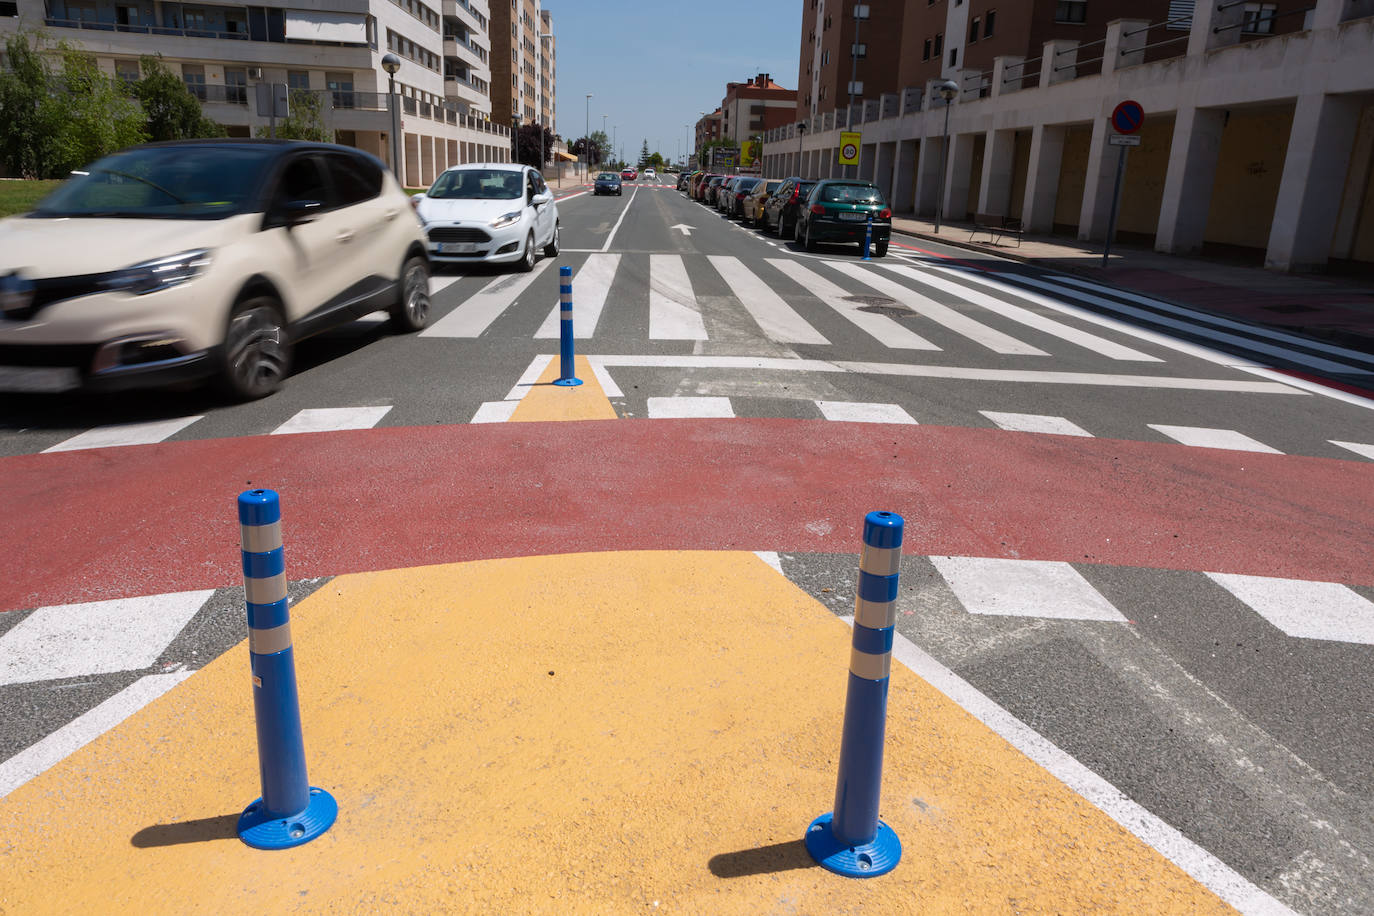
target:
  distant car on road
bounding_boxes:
[593,171,623,196]
[413,163,560,272]
[644,168,657,181]
[621,167,638,181]
[793,179,891,257]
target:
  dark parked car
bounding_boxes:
[593,171,623,196]
[724,177,761,218]
[792,179,891,256]
[704,176,726,205]
[761,177,817,238]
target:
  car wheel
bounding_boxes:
[873,241,889,258]
[389,255,431,332]
[216,296,291,401]
[517,231,536,272]
[802,222,817,252]
[543,220,560,258]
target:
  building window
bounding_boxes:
[985,10,996,37]
[224,68,248,104]
[0,0,19,14]
[969,17,979,42]
[181,63,206,100]
[923,38,931,60]
[1055,0,1087,23]
[949,47,958,67]
[114,59,140,82]
[852,42,866,58]
[934,32,943,55]
[1242,3,1277,33]
[287,70,310,90]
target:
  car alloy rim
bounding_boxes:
[525,234,535,269]
[227,306,286,390]
[405,262,430,324]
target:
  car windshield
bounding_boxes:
[821,183,884,204]
[597,173,618,180]
[428,168,523,200]
[737,179,760,191]
[28,144,276,219]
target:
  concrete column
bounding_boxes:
[1331,107,1374,259]
[859,143,877,181]
[914,136,944,217]
[892,138,918,212]
[1103,19,1150,75]
[1154,105,1226,254]
[1042,40,1078,87]
[873,142,895,197]
[992,56,1024,96]
[1266,93,1363,271]
[977,128,1017,215]
[1022,123,1066,233]
[1312,0,1374,28]
[942,132,977,222]
[958,68,984,101]
[1186,0,1245,56]
[830,149,841,178]
[1077,117,1120,241]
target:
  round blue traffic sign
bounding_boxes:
[1111,100,1144,134]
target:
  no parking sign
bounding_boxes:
[1111,100,1144,134]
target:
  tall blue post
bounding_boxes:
[236,489,337,850]
[553,264,582,387]
[805,510,903,877]
[862,211,873,261]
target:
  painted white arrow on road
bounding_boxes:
[670,224,694,236]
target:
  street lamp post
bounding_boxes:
[845,3,870,179]
[381,53,402,183]
[797,121,806,178]
[933,79,959,234]
[584,93,592,179]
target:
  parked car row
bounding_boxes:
[678,169,892,257]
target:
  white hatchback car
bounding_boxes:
[644,168,657,181]
[413,164,560,271]
[0,139,431,400]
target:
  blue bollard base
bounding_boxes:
[804,812,901,878]
[552,377,584,387]
[237,786,338,850]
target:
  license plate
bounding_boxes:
[839,211,868,221]
[0,365,80,393]
[435,242,477,254]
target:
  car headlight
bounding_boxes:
[490,210,523,229]
[100,249,212,295]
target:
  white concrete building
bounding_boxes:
[763,0,1374,272]
[2,0,512,187]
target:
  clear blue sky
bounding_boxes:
[550,0,802,164]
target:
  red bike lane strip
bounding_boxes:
[3,418,1370,612]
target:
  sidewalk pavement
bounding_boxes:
[890,214,1374,354]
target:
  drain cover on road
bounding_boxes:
[846,295,911,319]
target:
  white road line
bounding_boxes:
[766,258,940,350]
[885,264,1162,362]
[270,406,392,435]
[1205,573,1374,645]
[502,354,555,400]
[836,361,1308,393]
[430,275,464,295]
[0,671,193,800]
[1236,366,1374,412]
[1330,439,1374,460]
[981,411,1093,437]
[585,357,623,396]
[592,354,843,372]
[1008,274,1373,376]
[707,255,830,345]
[753,551,784,574]
[649,254,708,340]
[470,401,520,423]
[646,396,735,418]
[419,259,552,337]
[815,401,918,424]
[0,590,214,686]
[829,261,1047,356]
[1147,424,1283,453]
[42,416,203,453]
[601,184,639,252]
[535,253,620,338]
[930,556,1128,621]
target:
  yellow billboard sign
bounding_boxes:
[741,140,758,167]
[838,131,861,166]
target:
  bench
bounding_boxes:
[969,213,1023,246]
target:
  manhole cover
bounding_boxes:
[844,295,896,307]
[845,295,910,319]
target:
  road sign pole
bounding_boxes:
[1102,144,1128,269]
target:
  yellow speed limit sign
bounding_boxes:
[838,131,861,166]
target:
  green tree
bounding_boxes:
[637,139,650,168]
[46,45,146,176]
[0,33,65,178]
[133,57,225,142]
[515,123,556,168]
[254,89,332,142]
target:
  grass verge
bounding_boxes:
[0,180,62,218]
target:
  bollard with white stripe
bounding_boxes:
[553,264,583,387]
[236,488,337,850]
[805,510,903,877]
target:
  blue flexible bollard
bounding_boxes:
[862,211,873,261]
[236,489,337,850]
[805,510,903,877]
[553,264,582,387]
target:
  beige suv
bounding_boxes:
[0,139,431,400]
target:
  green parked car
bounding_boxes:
[793,179,891,257]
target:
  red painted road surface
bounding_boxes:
[5,419,1372,612]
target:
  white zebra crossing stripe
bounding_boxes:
[649,254,708,339]
[430,275,464,295]
[535,253,620,338]
[646,396,735,418]
[894,265,1162,362]
[815,401,918,424]
[420,258,552,337]
[470,401,520,423]
[1205,573,1374,645]
[0,590,214,686]
[829,261,1048,356]
[1330,440,1374,460]
[930,556,1128,622]
[707,255,830,345]
[42,416,203,453]
[1148,425,1282,453]
[767,258,941,350]
[981,411,1093,437]
[270,406,392,435]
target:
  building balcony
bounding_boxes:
[441,0,487,36]
[443,33,488,68]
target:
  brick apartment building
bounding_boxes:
[489,0,556,132]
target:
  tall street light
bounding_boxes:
[845,3,870,179]
[538,31,553,177]
[381,53,402,182]
[933,79,959,234]
[584,93,593,178]
[797,121,806,178]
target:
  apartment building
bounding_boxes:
[694,107,722,156]
[1,0,512,187]
[795,0,907,123]
[488,0,555,132]
[719,73,797,144]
